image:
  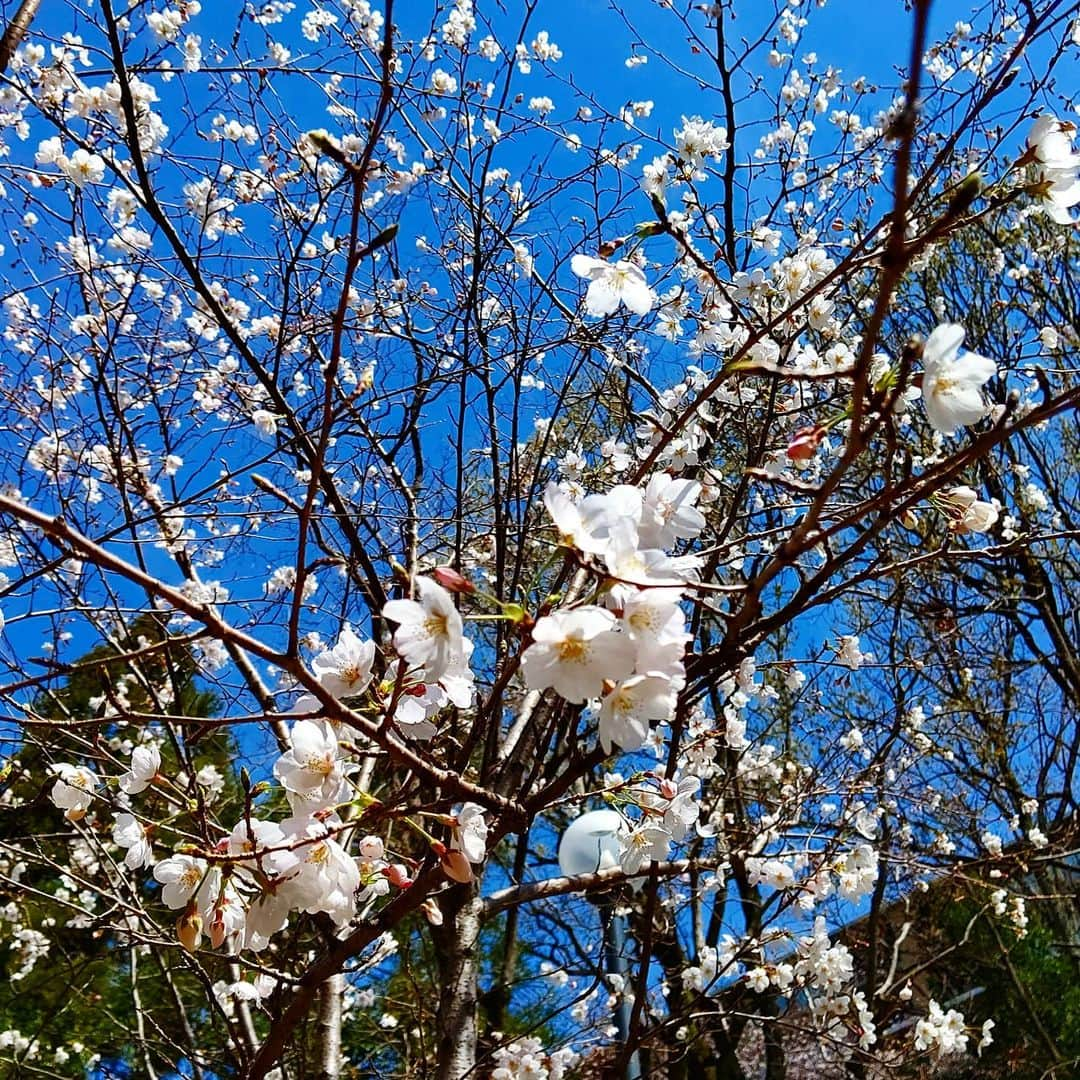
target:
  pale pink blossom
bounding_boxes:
[521,607,636,703]
[382,577,464,682]
[920,324,996,435]
[570,255,656,317]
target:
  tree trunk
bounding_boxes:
[316,973,344,1079]
[433,884,483,1080]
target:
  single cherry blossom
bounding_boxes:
[619,821,671,874]
[452,804,488,862]
[570,254,656,317]
[597,674,678,752]
[119,743,160,795]
[637,473,706,549]
[543,482,608,552]
[112,813,154,870]
[311,627,376,699]
[273,719,345,806]
[153,853,208,909]
[382,577,465,682]
[1027,115,1080,225]
[919,324,996,435]
[522,607,636,703]
[49,764,98,821]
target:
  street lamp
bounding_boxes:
[558,810,643,1080]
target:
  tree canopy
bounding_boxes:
[0,1,1076,1078]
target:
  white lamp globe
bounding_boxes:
[558,809,628,878]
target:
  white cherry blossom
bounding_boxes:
[49,764,98,821]
[521,607,636,703]
[613,586,690,667]
[382,577,465,682]
[311,627,376,699]
[281,816,360,926]
[1027,115,1080,225]
[637,473,706,549]
[938,485,999,534]
[570,255,656,317]
[602,519,701,587]
[451,804,488,864]
[112,813,154,870]
[619,821,671,874]
[119,744,160,795]
[227,817,298,878]
[919,324,996,435]
[153,854,208,909]
[543,483,608,552]
[598,674,677,752]
[273,719,344,806]
[642,775,701,841]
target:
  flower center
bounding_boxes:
[424,613,449,640]
[556,638,589,664]
[304,753,334,777]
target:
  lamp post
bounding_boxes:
[557,810,643,1080]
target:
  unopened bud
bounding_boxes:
[384,863,413,889]
[208,911,227,949]
[440,848,475,884]
[177,909,203,953]
[433,566,475,594]
[787,425,826,463]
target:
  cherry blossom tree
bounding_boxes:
[0,1,1077,1077]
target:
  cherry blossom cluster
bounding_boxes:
[45,591,488,954]
[523,474,704,753]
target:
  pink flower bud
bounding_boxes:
[786,425,826,462]
[433,566,475,594]
[440,848,475,884]
[383,863,413,888]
